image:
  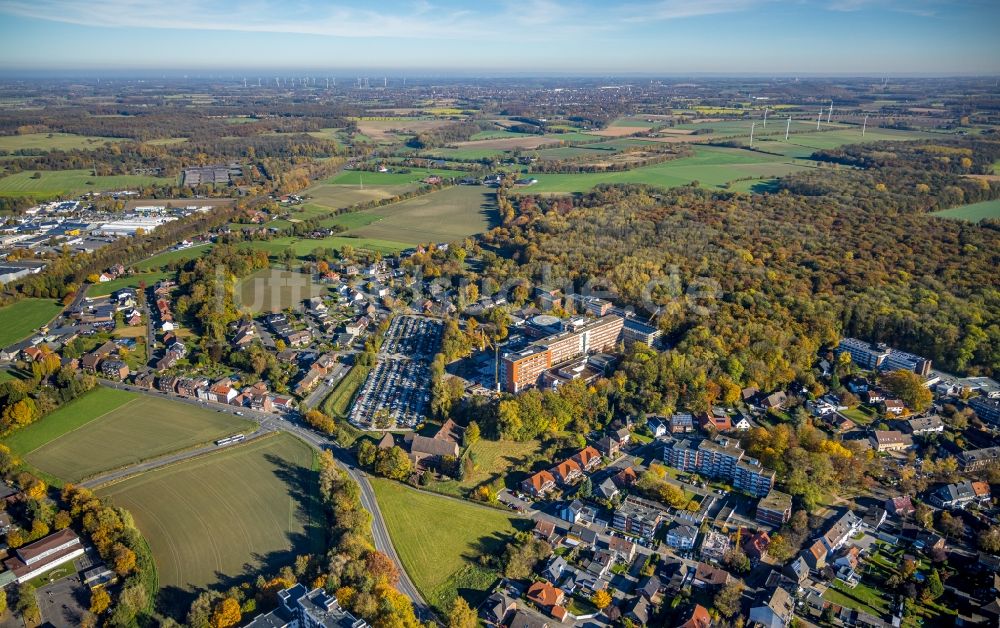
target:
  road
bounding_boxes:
[302,362,348,409]
[91,381,433,619]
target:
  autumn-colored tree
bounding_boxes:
[112,543,137,576]
[591,590,613,609]
[447,596,478,628]
[365,551,400,587]
[89,587,111,615]
[374,446,412,481]
[882,370,933,412]
[53,511,72,530]
[210,597,242,628]
[303,409,335,434]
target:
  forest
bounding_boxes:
[478,137,1000,415]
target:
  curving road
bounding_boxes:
[91,381,432,620]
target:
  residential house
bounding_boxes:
[613,466,638,488]
[677,604,712,628]
[749,586,795,628]
[906,415,944,435]
[870,430,912,452]
[783,555,810,585]
[802,540,827,571]
[881,399,905,415]
[550,459,583,486]
[666,524,699,550]
[558,499,584,524]
[648,417,668,438]
[532,521,557,544]
[670,413,695,434]
[819,511,861,554]
[606,536,636,563]
[692,562,731,589]
[595,477,619,500]
[697,407,732,432]
[100,359,129,381]
[637,575,662,602]
[521,470,557,498]
[506,609,549,628]
[885,495,915,518]
[481,592,517,627]
[931,480,991,509]
[596,434,621,458]
[625,597,651,626]
[525,580,564,614]
[761,391,787,410]
[570,446,602,472]
[743,530,771,564]
[543,556,569,585]
[405,434,460,471]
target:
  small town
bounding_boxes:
[0,4,998,628]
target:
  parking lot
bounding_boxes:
[349,316,442,430]
[381,315,443,358]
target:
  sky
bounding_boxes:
[0,0,997,75]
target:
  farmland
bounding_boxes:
[98,433,322,615]
[22,392,253,482]
[514,145,817,194]
[325,168,466,186]
[343,185,499,244]
[0,169,175,198]
[237,267,325,313]
[0,133,127,152]
[931,198,1000,222]
[245,234,411,257]
[302,182,421,212]
[0,298,63,347]
[3,387,135,456]
[370,478,520,613]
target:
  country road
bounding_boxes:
[93,381,433,619]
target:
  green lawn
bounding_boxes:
[0,298,64,347]
[517,145,816,194]
[0,169,175,198]
[99,433,322,617]
[840,407,876,425]
[370,478,519,613]
[325,168,465,186]
[87,271,171,297]
[303,182,422,212]
[428,438,541,497]
[321,364,371,419]
[3,386,135,456]
[245,235,411,257]
[343,185,498,245]
[237,267,325,314]
[23,392,254,482]
[931,198,1000,222]
[134,243,212,271]
[0,133,128,152]
[823,579,889,618]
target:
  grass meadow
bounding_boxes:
[931,198,1000,222]
[0,298,64,347]
[22,392,253,482]
[344,185,498,244]
[0,169,175,198]
[0,133,128,152]
[99,433,322,616]
[370,478,520,613]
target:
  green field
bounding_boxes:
[87,271,171,297]
[237,267,325,313]
[326,168,466,186]
[3,387,134,455]
[428,438,541,497]
[99,433,322,615]
[134,244,212,271]
[246,234,411,257]
[343,185,498,244]
[732,126,938,159]
[0,133,128,152]
[931,198,1000,222]
[23,392,253,482]
[321,364,371,419]
[301,182,420,213]
[0,169,175,198]
[517,145,817,194]
[0,298,63,347]
[371,478,519,612]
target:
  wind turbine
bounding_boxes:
[749,122,755,148]
[827,101,833,124]
[862,114,868,137]
[785,116,791,140]
[816,108,822,130]
[762,107,768,131]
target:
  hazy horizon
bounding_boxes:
[0,0,998,75]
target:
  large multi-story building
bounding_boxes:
[500,315,624,392]
[969,397,1000,426]
[662,436,775,497]
[958,446,1000,472]
[621,318,663,347]
[756,489,793,527]
[613,495,667,540]
[835,337,931,376]
[244,584,367,628]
